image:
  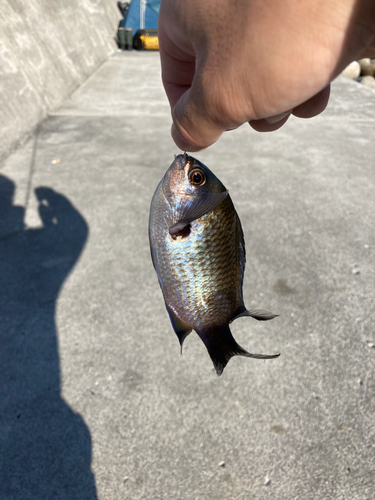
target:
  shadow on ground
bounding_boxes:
[0,175,97,499]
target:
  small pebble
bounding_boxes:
[218,461,225,468]
[264,476,271,486]
[360,75,375,89]
[352,268,360,275]
[342,61,361,79]
[359,58,374,76]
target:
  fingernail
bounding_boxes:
[265,111,291,125]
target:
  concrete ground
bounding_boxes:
[1,51,374,500]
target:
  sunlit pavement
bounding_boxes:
[1,51,374,500]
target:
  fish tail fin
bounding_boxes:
[199,325,280,376]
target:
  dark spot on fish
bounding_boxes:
[170,222,191,239]
[273,279,296,295]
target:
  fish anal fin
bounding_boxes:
[166,304,192,350]
[231,305,279,322]
[199,324,280,376]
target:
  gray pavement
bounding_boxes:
[1,51,375,500]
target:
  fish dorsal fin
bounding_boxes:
[165,304,192,350]
[230,306,279,322]
[169,191,228,236]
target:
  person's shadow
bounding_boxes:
[0,174,97,499]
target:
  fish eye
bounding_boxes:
[189,168,206,186]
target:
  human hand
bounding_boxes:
[159,0,375,151]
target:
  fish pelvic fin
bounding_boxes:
[166,303,192,351]
[199,324,280,376]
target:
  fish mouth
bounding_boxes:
[162,153,200,206]
[174,153,194,171]
[162,155,188,206]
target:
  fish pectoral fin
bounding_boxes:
[230,305,279,322]
[199,325,280,376]
[169,191,228,236]
[166,304,192,350]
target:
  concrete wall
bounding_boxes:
[0,0,120,161]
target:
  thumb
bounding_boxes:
[171,86,226,152]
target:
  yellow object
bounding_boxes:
[139,34,159,50]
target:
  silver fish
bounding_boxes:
[149,154,279,375]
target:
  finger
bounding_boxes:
[249,112,291,132]
[358,35,375,58]
[248,84,331,132]
[159,37,218,151]
[171,123,206,152]
[158,18,197,109]
[171,84,227,151]
[292,85,330,118]
[160,52,196,109]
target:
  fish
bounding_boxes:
[149,153,280,375]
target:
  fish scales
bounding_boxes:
[149,154,280,375]
[166,198,239,329]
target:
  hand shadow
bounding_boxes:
[0,175,97,499]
